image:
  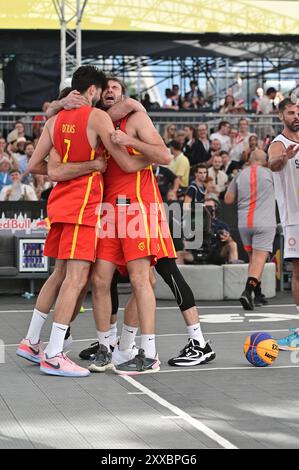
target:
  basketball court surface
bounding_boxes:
[1,290,299,450]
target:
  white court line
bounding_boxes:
[0,303,296,314]
[4,328,290,348]
[157,365,299,374]
[122,375,237,449]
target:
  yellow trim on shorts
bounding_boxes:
[136,171,151,256]
[70,224,80,259]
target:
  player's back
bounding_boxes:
[47,106,103,227]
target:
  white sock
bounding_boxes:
[109,322,118,345]
[44,322,68,358]
[26,308,48,344]
[119,324,138,351]
[187,323,205,348]
[141,334,156,359]
[97,330,110,349]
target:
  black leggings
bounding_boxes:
[110,257,195,314]
[154,257,195,311]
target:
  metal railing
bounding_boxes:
[0,111,282,139]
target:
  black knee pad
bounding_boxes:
[155,258,195,311]
[110,272,119,315]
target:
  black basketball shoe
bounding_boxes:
[254,293,268,307]
[79,338,118,360]
[168,339,216,367]
[239,290,254,310]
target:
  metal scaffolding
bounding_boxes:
[52,0,88,87]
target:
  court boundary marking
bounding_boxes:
[122,375,238,449]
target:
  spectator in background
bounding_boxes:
[251,87,264,112]
[184,164,207,204]
[181,125,195,158]
[168,140,190,193]
[230,118,252,163]
[0,169,37,201]
[0,137,8,160]
[3,131,19,170]
[141,93,160,111]
[175,129,187,149]
[163,88,179,110]
[14,121,31,141]
[257,87,277,114]
[219,95,237,114]
[153,163,178,201]
[241,134,261,164]
[184,80,204,109]
[0,157,12,191]
[220,150,240,178]
[210,138,222,160]
[14,137,27,163]
[189,123,211,166]
[210,121,231,152]
[163,123,177,144]
[32,101,50,139]
[172,84,183,109]
[208,154,228,197]
[19,142,37,188]
[205,176,218,199]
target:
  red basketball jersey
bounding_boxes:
[103,114,156,204]
[47,106,103,227]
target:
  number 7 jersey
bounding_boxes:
[47,106,103,227]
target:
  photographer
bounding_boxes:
[204,195,239,265]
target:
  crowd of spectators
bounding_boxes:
[0,104,53,201]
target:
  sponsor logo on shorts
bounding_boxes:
[288,237,296,247]
[138,242,145,251]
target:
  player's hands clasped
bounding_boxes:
[61,90,89,110]
[111,130,132,146]
[94,156,107,173]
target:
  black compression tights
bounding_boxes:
[154,257,196,311]
[109,258,196,316]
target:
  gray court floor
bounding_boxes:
[1,291,299,449]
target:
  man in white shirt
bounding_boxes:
[257,87,277,138]
[0,169,38,201]
[268,97,299,350]
[210,121,231,152]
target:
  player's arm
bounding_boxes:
[46,90,89,118]
[106,98,146,121]
[47,148,106,182]
[224,177,237,204]
[27,121,54,175]
[90,109,153,173]
[268,141,299,172]
[111,112,171,165]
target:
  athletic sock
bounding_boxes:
[245,277,259,295]
[26,308,48,345]
[109,322,118,345]
[97,330,110,350]
[186,323,205,348]
[119,324,138,351]
[141,334,156,359]
[44,322,68,358]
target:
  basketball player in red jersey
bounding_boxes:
[17,66,162,377]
